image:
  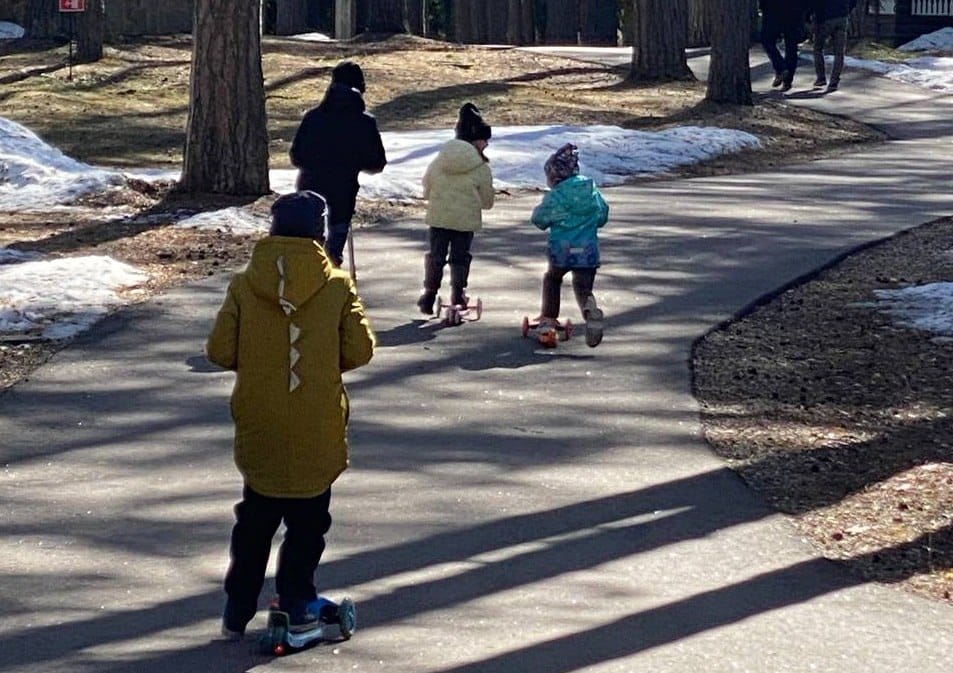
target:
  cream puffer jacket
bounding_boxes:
[422,138,494,232]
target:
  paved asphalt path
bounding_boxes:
[1,52,951,672]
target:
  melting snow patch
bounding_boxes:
[175,206,270,234]
[0,248,41,265]
[0,255,148,339]
[899,27,953,52]
[874,282,953,337]
[0,22,24,40]
[0,117,126,210]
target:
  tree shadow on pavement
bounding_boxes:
[1,464,946,673]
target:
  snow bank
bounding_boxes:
[0,118,126,210]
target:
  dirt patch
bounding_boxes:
[693,216,953,604]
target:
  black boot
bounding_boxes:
[417,290,436,315]
[419,254,443,315]
[449,261,470,307]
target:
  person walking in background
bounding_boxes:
[531,143,609,348]
[416,103,495,314]
[760,0,808,92]
[809,0,856,92]
[207,191,375,639]
[290,61,387,267]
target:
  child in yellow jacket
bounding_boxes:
[207,191,375,639]
[417,103,495,313]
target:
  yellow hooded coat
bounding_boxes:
[206,237,375,498]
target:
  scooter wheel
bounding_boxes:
[338,598,357,640]
[521,316,530,338]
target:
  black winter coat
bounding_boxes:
[290,83,387,224]
[807,0,854,21]
[760,0,807,20]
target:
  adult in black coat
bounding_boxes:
[760,0,808,91]
[290,61,387,266]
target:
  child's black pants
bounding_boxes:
[224,484,332,613]
[541,265,596,319]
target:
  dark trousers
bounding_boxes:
[813,16,847,85]
[423,227,474,304]
[761,11,803,78]
[541,265,596,320]
[224,485,332,616]
[325,221,350,266]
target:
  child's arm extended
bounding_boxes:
[339,280,376,372]
[531,192,562,230]
[476,163,494,210]
[206,282,240,370]
[422,161,434,200]
[594,189,609,228]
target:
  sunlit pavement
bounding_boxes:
[0,54,951,673]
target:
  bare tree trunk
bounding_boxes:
[75,0,105,62]
[365,0,406,32]
[454,0,484,42]
[275,0,309,35]
[629,0,693,81]
[705,0,752,104]
[580,0,617,46]
[25,0,65,39]
[181,0,270,195]
[472,0,489,42]
[521,0,535,44]
[687,0,711,47]
[485,0,508,43]
[505,0,536,44]
[406,0,425,35]
[544,0,579,44]
[336,0,357,38]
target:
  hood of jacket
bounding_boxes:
[244,236,332,312]
[317,81,367,115]
[549,175,602,215]
[432,138,485,176]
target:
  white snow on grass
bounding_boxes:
[899,27,953,52]
[875,283,953,338]
[0,117,126,210]
[845,55,953,93]
[0,248,40,264]
[358,125,761,201]
[845,28,953,93]
[286,32,333,42]
[175,124,761,232]
[175,206,271,234]
[0,256,148,339]
[0,22,24,40]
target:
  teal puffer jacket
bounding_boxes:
[531,175,609,268]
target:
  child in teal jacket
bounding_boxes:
[531,143,609,347]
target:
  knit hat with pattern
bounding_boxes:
[544,143,580,186]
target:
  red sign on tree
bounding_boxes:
[59,0,86,12]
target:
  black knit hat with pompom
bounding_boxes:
[455,102,492,142]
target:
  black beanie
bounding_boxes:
[332,61,366,94]
[270,191,327,240]
[455,102,492,142]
